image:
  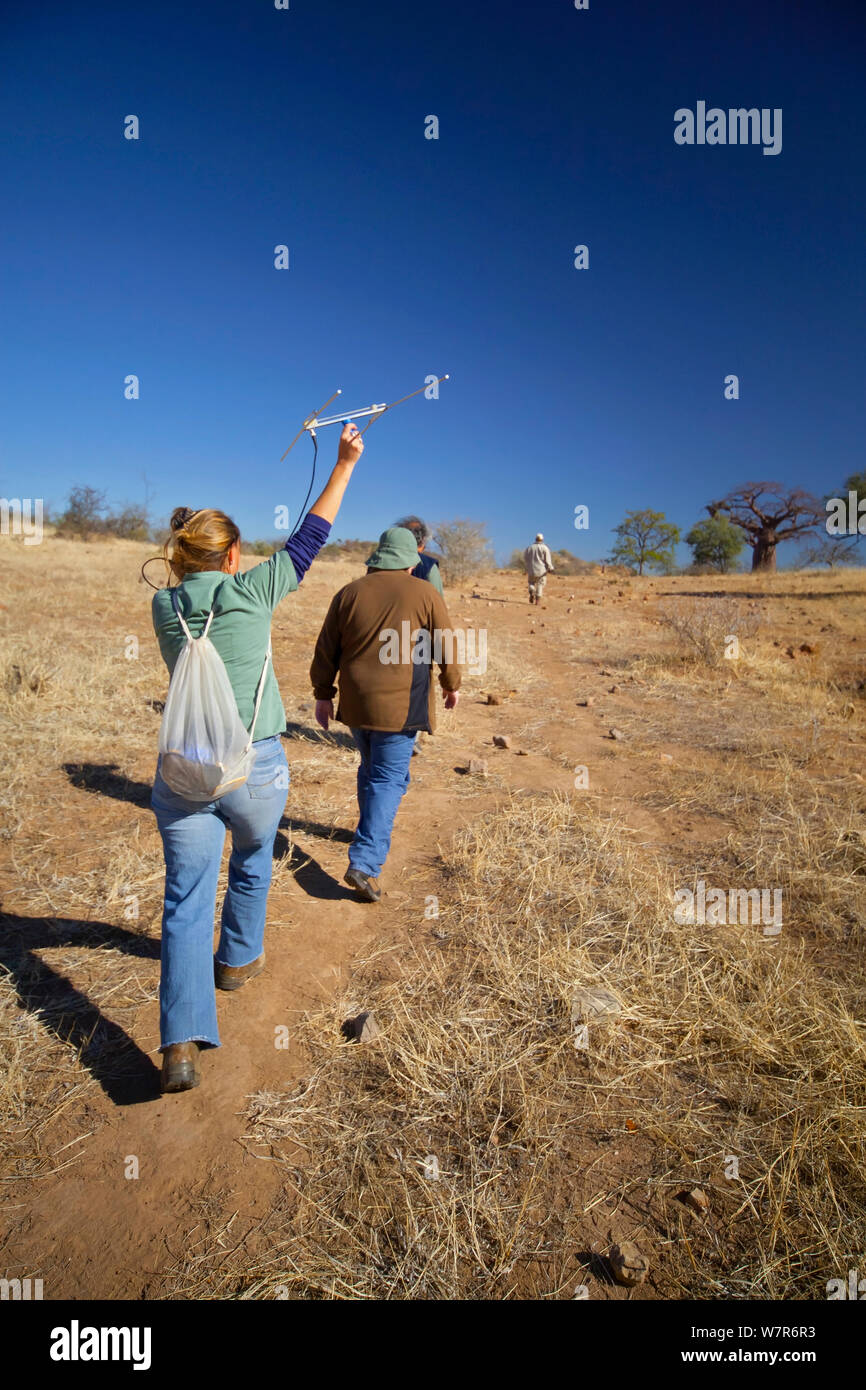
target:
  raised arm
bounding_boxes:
[238,424,365,609]
[309,423,364,525]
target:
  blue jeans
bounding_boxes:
[349,728,415,878]
[151,735,289,1050]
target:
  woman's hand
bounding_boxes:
[337,423,364,466]
[315,699,335,730]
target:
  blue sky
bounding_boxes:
[1,0,864,565]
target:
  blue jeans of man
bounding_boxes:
[151,735,288,1050]
[349,728,415,878]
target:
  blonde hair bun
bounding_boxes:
[162,507,240,580]
[170,506,198,534]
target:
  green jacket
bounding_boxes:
[411,552,444,594]
[424,561,444,595]
[152,551,299,741]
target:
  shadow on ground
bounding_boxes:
[285,720,357,752]
[0,912,161,1104]
[64,762,152,808]
[273,835,357,901]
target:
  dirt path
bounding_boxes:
[3,557,846,1298]
[0,571,583,1297]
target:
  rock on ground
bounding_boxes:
[609,1240,649,1286]
[342,1011,382,1043]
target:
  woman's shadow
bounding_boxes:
[64,751,359,903]
[0,912,162,1104]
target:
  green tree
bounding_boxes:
[610,509,680,575]
[812,474,864,562]
[834,472,866,540]
[684,515,746,573]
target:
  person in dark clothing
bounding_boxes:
[311,527,461,902]
[394,515,444,754]
[394,514,445,594]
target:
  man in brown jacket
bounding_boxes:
[311,527,461,901]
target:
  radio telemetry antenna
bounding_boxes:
[280,374,450,459]
[280,373,450,538]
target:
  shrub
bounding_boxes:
[433,519,494,583]
[655,597,759,666]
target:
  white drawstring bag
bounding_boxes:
[158,587,272,800]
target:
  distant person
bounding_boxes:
[394,514,444,594]
[310,526,461,902]
[394,514,444,753]
[524,532,555,604]
[149,424,364,1095]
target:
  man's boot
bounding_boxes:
[161,1042,201,1093]
[215,952,266,991]
[345,867,381,902]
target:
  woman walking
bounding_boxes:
[150,424,363,1093]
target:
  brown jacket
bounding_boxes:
[310,570,462,732]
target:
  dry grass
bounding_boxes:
[4,535,866,1298]
[163,793,866,1300]
[655,596,760,666]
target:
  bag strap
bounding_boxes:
[171,587,215,642]
[246,638,272,742]
[171,584,271,743]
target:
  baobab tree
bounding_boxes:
[706,482,823,572]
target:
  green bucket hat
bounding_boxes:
[366,526,420,571]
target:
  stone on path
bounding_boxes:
[342,1011,382,1044]
[609,1241,649,1287]
[678,1187,710,1214]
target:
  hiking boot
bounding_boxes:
[161,1042,201,1093]
[344,867,381,902]
[215,952,266,991]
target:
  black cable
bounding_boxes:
[140,555,171,590]
[288,430,318,540]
